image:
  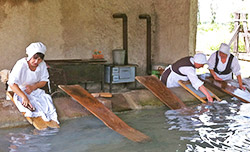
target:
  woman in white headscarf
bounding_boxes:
[160,53,213,102]
[207,43,245,90]
[8,42,59,126]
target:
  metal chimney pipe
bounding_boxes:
[139,14,151,75]
[113,13,128,65]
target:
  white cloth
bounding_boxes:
[8,58,59,124]
[207,52,241,80]
[219,43,230,55]
[233,89,250,102]
[162,58,204,90]
[26,42,47,61]
[194,53,207,64]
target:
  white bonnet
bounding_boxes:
[26,42,46,61]
[219,43,230,55]
[193,53,207,64]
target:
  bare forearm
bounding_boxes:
[33,81,47,89]
[10,83,34,109]
[236,75,245,90]
[25,81,47,94]
[9,83,27,99]
[209,69,216,78]
[199,85,213,102]
[199,85,209,97]
[237,75,243,86]
[209,69,222,81]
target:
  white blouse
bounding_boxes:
[163,57,204,90]
[8,58,49,89]
[8,58,59,124]
[207,52,241,80]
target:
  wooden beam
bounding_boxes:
[135,76,186,109]
[59,85,150,142]
[201,77,250,103]
[178,80,221,103]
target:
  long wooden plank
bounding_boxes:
[201,77,250,103]
[178,80,221,103]
[58,85,150,142]
[135,76,186,109]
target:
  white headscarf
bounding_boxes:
[193,53,207,64]
[219,43,230,55]
[26,42,46,61]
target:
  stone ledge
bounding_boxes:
[0,83,228,129]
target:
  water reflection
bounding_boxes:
[165,100,250,151]
[2,102,250,151]
[8,128,59,152]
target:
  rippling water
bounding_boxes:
[1,99,250,152]
[166,100,250,151]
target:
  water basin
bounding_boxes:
[1,99,250,152]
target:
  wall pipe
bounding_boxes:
[139,14,151,75]
[113,13,128,65]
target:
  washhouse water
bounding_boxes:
[0,99,250,151]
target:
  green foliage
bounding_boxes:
[198,23,221,32]
[228,13,235,33]
[209,0,218,24]
[198,22,247,53]
[238,40,246,53]
[208,40,246,53]
[209,43,220,51]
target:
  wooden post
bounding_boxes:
[229,24,240,46]
[233,13,240,55]
[241,13,250,53]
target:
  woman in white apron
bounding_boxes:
[207,43,245,90]
[160,53,213,102]
[8,42,59,125]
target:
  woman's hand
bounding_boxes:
[25,81,47,94]
[213,75,223,81]
[207,95,213,103]
[199,85,214,103]
[25,85,37,94]
[209,69,222,81]
[21,95,33,108]
[21,96,35,111]
[239,85,246,90]
[9,83,35,111]
[237,75,246,91]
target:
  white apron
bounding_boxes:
[8,58,59,124]
[161,64,204,90]
[13,88,59,124]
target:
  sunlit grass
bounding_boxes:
[196,23,247,54]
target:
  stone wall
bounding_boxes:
[0,0,198,97]
[154,0,194,64]
[0,0,197,73]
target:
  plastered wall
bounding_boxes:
[0,0,197,74]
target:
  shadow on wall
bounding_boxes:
[0,0,44,6]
